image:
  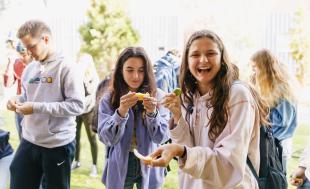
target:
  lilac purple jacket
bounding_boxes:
[98,90,170,189]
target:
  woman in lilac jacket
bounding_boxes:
[97,47,170,189]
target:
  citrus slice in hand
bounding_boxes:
[133,149,152,162]
[135,92,150,101]
[173,88,182,96]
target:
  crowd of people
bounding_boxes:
[0,19,309,189]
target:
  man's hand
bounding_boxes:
[7,98,18,111]
[16,102,34,115]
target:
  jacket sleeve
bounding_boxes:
[97,96,129,146]
[145,104,170,144]
[299,135,310,169]
[169,116,195,147]
[33,65,85,116]
[269,100,296,128]
[180,86,257,188]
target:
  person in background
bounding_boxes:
[154,49,181,93]
[249,49,298,174]
[0,129,14,189]
[3,42,32,140]
[290,135,310,189]
[3,33,18,87]
[97,47,170,189]
[71,53,99,177]
[6,19,84,189]
[142,30,269,189]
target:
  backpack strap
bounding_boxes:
[246,156,259,181]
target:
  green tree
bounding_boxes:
[289,8,310,84]
[79,0,139,77]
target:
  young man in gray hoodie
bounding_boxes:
[6,20,85,189]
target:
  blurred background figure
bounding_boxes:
[290,135,310,189]
[71,53,99,177]
[153,48,181,93]
[3,42,32,140]
[0,129,14,189]
[249,49,298,174]
[3,32,18,88]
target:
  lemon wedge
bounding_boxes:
[135,92,150,100]
[133,149,152,162]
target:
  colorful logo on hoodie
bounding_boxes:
[29,76,53,84]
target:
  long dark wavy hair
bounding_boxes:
[109,47,157,110]
[180,30,269,142]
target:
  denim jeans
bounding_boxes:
[124,152,142,189]
[15,113,23,140]
[298,179,310,189]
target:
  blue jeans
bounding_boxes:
[10,139,75,189]
[15,113,23,140]
[298,179,310,189]
[124,152,142,189]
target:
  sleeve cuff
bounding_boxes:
[115,109,129,122]
[32,102,42,113]
[169,117,187,139]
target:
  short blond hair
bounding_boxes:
[17,20,51,39]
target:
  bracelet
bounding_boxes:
[180,146,187,159]
[146,109,157,118]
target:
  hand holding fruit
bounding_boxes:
[118,92,138,117]
[162,88,182,123]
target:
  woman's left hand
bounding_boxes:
[142,143,185,167]
[143,96,157,114]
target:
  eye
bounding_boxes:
[206,52,218,57]
[138,69,144,73]
[126,69,134,73]
[190,53,200,58]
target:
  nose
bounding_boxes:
[200,54,208,63]
[27,49,33,56]
[133,71,139,79]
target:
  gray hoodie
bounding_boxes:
[20,52,85,148]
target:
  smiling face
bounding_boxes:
[188,37,221,94]
[122,57,145,92]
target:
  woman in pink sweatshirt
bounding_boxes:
[143,30,269,188]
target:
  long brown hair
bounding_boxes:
[180,30,269,142]
[180,30,235,141]
[109,47,157,110]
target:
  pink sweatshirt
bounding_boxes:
[170,82,260,189]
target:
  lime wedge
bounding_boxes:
[173,88,182,96]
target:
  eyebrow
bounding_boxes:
[125,66,144,69]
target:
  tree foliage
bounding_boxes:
[79,0,139,76]
[289,8,310,84]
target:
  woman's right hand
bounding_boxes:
[118,92,138,117]
[161,93,181,123]
[142,143,185,167]
[290,166,306,186]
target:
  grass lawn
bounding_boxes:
[1,109,309,189]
